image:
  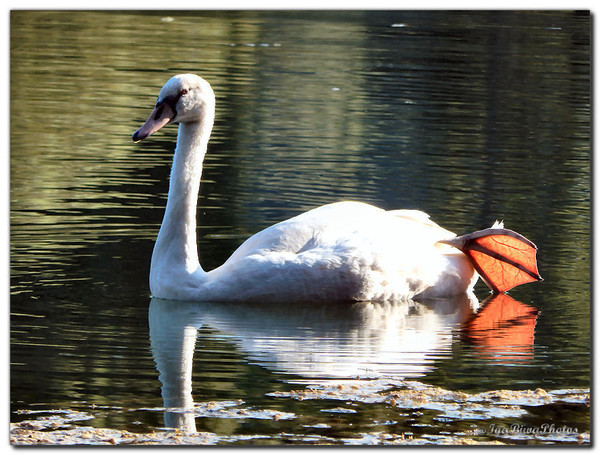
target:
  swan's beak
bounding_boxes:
[132,101,176,143]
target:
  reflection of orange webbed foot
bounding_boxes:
[462,293,539,362]
[442,227,543,293]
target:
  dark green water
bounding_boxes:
[10,10,590,445]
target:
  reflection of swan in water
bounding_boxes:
[149,294,478,430]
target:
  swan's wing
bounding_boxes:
[388,209,457,244]
[222,201,388,263]
[222,202,459,264]
[203,201,472,302]
[387,209,433,225]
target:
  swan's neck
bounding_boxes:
[151,119,213,287]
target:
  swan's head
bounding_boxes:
[132,74,215,142]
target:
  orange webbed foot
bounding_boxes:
[443,227,543,293]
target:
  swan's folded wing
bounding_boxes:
[222,202,386,264]
[387,209,433,225]
[389,209,458,246]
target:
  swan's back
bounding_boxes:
[225,201,455,261]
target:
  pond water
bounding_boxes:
[10,10,590,445]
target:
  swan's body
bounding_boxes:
[133,74,541,303]
[152,200,476,301]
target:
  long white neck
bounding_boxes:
[150,115,213,292]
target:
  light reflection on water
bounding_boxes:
[150,295,476,382]
[10,10,589,443]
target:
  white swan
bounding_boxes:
[133,74,541,303]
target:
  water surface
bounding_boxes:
[10,10,590,445]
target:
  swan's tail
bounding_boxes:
[441,226,542,293]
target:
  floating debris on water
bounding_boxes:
[12,409,94,431]
[341,432,506,445]
[228,42,282,47]
[11,381,589,445]
[268,379,589,422]
[142,400,295,421]
[303,423,331,429]
[321,407,357,414]
[10,425,238,445]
